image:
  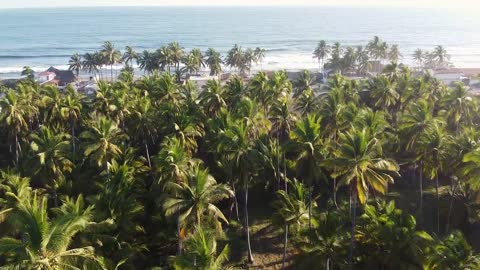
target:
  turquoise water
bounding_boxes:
[1,6,480,77]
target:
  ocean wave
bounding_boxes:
[0,55,72,59]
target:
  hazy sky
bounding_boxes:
[1,0,477,9]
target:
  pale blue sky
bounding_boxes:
[1,0,477,9]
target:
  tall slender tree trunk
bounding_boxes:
[245,178,254,263]
[14,133,19,166]
[435,173,440,234]
[348,188,357,270]
[308,185,313,231]
[71,117,76,161]
[446,177,456,232]
[145,142,152,168]
[419,161,423,225]
[231,180,240,222]
[177,217,183,255]
[282,225,288,270]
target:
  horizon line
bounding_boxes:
[0,4,452,10]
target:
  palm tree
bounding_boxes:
[80,117,127,170]
[289,114,323,230]
[123,45,138,67]
[429,45,450,69]
[60,88,83,160]
[413,48,425,70]
[313,40,330,72]
[127,96,158,168]
[388,44,402,63]
[137,50,159,74]
[0,192,104,269]
[101,41,122,81]
[182,49,205,79]
[164,165,233,227]
[399,99,437,218]
[205,48,223,77]
[169,41,185,73]
[68,53,83,77]
[326,127,399,268]
[173,226,231,270]
[83,52,100,79]
[293,70,315,98]
[217,118,258,263]
[199,79,227,116]
[426,231,480,269]
[154,136,194,186]
[417,122,451,233]
[443,83,475,134]
[21,66,35,79]
[273,179,310,269]
[0,90,32,165]
[226,44,244,73]
[368,75,400,113]
[356,200,433,268]
[29,126,73,205]
[253,47,266,70]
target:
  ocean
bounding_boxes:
[1,6,480,78]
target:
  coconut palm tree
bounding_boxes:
[254,47,266,70]
[326,127,399,268]
[68,53,83,77]
[80,117,127,170]
[60,88,83,160]
[173,226,231,270]
[29,126,73,205]
[217,118,259,263]
[0,192,104,269]
[289,114,324,230]
[199,79,227,117]
[313,40,330,72]
[169,42,185,73]
[83,52,100,79]
[356,200,433,268]
[137,50,159,74]
[101,41,122,81]
[204,48,223,77]
[226,44,244,73]
[0,90,32,165]
[273,179,311,270]
[21,66,35,79]
[429,45,451,69]
[154,136,194,186]
[443,83,475,134]
[413,48,425,70]
[123,46,138,67]
[388,44,402,63]
[425,231,480,269]
[417,121,451,233]
[164,165,233,228]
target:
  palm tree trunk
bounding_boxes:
[71,116,75,161]
[231,180,240,222]
[14,133,19,166]
[145,142,152,168]
[282,224,288,270]
[436,173,440,234]
[419,160,423,225]
[308,185,313,231]
[177,217,183,255]
[245,177,254,263]
[348,188,357,270]
[446,177,456,232]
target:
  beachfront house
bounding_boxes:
[36,67,77,87]
[37,71,57,84]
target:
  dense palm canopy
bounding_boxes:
[0,38,479,269]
